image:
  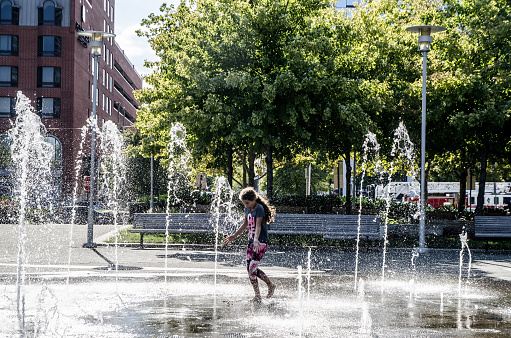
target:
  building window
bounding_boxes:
[0,97,15,117]
[38,0,62,26]
[38,36,61,56]
[0,0,19,25]
[37,67,61,88]
[45,135,62,167]
[37,97,60,118]
[0,66,17,87]
[0,35,17,56]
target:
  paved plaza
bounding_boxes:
[1,222,511,281]
[2,222,511,337]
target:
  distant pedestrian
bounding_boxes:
[223,187,276,303]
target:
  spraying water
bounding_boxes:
[306,247,312,301]
[99,121,128,272]
[10,92,55,333]
[297,265,304,337]
[164,123,191,288]
[210,176,238,287]
[66,121,91,284]
[381,123,419,287]
[355,132,380,290]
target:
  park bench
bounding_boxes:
[322,215,382,241]
[130,213,216,248]
[474,216,511,249]
[269,214,324,236]
[269,214,382,247]
[130,212,383,248]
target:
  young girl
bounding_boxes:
[223,187,276,303]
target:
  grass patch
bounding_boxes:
[108,227,511,250]
[107,228,222,245]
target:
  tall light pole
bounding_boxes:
[406,25,446,252]
[78,31,115,248]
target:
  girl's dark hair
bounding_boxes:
[239,187,276,224]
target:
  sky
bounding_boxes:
[114,0,181,82]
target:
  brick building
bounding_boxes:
[0,0,142,199]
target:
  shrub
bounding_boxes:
[0,197,17,223]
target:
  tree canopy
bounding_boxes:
[134,0,511,214]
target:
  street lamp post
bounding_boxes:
[78,31,115,248]
[150,153,154,212]
[406,25,446,253]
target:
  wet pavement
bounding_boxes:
[2,222,511,336]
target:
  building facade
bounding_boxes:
[0,0,142,199]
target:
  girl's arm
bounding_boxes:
[252,216,264,251]
[223,216,248,245]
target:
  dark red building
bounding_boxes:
[0,0,142,199]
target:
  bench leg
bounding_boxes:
[140,233,144,249]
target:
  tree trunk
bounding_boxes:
[242,151,247,187]
[265,145,273,201]
[248,151,256,188]
[425,159,430,203]
[457,169,467,213]
[227,146,233,188]
[344,147,352,215]
[475,147,488,216]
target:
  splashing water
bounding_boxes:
[458,231,472,295]
[210,176,239,287]
[359,301,372,334]
[357,278,365,301]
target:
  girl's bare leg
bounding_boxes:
[260,274,276,298]
[250,280,262,303]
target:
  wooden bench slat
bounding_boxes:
[474,216,511,239]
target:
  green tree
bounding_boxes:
[427,0,511,214]
[136,0,349,200]
[124,129,168,201]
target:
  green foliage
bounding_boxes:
[273,194,345,208]
[0,197,17,223]
[124,129,169,201]
[133,0,511,213]
[273,163,331,196]
[192,191,213,205]
[482,206,508,216]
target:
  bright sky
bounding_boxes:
[114,0,181,81]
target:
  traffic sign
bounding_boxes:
[83,176,91,191]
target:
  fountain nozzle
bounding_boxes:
[83,242,98,249]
